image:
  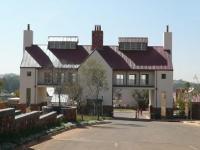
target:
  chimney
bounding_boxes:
[23,24,33,52]
[164,25,172,52]
[92,25,103,50]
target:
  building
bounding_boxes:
[20,24,173,118]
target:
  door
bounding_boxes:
[26,88,31,106]
[161,92,166,117]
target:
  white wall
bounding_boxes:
[156,71,173,108]
[37,87,47,103]
[23,30,33,51]
[20,68,37,104]
[164,31,172,51]
[78,50,113,106]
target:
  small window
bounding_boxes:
[116,74,124,85]
[72,73,77,83]
[128,74,136,85]
[27,71,31,76]
[44,72,52,84]
[161,74,166,79]
[140,74,149,85]
[68,72,77,83]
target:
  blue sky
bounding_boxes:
[0,0,200,82]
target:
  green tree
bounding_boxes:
[80,59,108,120]
[65,80,83,120]
[132,90,149,118]
[2,74,19,93]
[0,79,3,93]
[184,82,190,91]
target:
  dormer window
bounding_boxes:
[119,37,148,51]
[48,36,78,49]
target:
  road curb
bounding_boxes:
[182,121,200,127]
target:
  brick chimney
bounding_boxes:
[92,25,103,50]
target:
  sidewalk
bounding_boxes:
[182,120,200,126]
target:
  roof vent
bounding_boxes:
[119,37,148,51]
[48,36,78,49]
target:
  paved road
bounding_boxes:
[113,109,150,119]
[30,120,200,150]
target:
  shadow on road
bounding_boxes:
[91,125,120,129]
[112,123,145,127]
[113,117,151,122]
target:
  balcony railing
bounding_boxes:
[113,79,154,87]
[37,80,60,86]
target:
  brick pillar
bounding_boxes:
[16,103,27,113]
[0,108,15,134]
[150,107,161,119]
[92,25,103,50]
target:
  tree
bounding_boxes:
[184,82,190,91]
[176,91,186,117]
[65,80,83,120]
[2,74,19,93]
[113,88,122,107]
[0,79,3,94]
[54,67,66,108]
[132,90,149,118]
[80,59,108,120]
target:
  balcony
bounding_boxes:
[37,80,59,86]
[113,72,155,88]
[113,78,154,88]
[113,82,154,88]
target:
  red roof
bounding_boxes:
[97,46,130,70]
[26,45,53,67]
[22,45,172,71]
[49,46,89,65]
[97,46,172,70]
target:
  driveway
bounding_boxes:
[113,109,150,119]
[30,120,200,150]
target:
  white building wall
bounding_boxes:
[78,51,113,106]
[20,68,37,104]
[156,71,173,108]
[37,87,47,103]
[164,31,172,51]
[23,30,33,51]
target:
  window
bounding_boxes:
[72,73,77,83]
[120,42,147,51]
[116,74,124,85]
[56,72,64,84]
[128,74,136,85]
[140,74,149,85]
[161,74,166,79]
[27,71,31,76]
[44,72,52,84]
[68,72,77,83]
